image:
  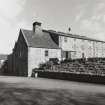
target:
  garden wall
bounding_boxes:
[35,71,105,84]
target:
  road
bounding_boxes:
[0,76,105,105]
[0,76,105,93]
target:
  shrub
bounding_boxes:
[39,63,46,69]
[49,58,59,65]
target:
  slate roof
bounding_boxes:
[21,29,60,49]
[47,30,105,43]
[21,28,105,49]
[0,54,7,60]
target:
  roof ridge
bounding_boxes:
[47,30,105,43]
[21,28,105,43]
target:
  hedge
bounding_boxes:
[33,71,105,84]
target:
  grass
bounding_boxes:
[0,76,105,105]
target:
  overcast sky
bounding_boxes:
[1,0,105,54]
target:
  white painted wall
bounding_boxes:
[28,47,61,77]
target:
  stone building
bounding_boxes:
[7,21,105,77]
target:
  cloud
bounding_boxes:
[1,0,105,54]
[70,0,105,41]
[80,20,102,32]
[0,0,26,54]
[0,0,24,18]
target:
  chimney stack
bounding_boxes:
[33,21,42,33]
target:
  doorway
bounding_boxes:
[65,51,69,59]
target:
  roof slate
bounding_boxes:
[21,28,105,49]
[47,30,105,43]
[21,29,60,49]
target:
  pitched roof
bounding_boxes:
[0,54,7,60]
[47,30,105,43]
[21,29,60,49]
[21,28,105,49]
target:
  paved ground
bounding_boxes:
[0,76,105,93]
[0,76,105,105]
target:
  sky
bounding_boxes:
[1,0,105,54]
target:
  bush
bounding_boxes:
[49,58,59,65]
[61,59,72,63]
[38,61,53,70]
[39,63,46,69]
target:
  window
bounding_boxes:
[45,50,48,57]
[82,53,85,58]
[74,44,76,50]
[64,37,67,42]
[81,45,84,51]
[74,38,76,41]
[81,39,84,42]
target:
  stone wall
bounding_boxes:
[59,36,105,59]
